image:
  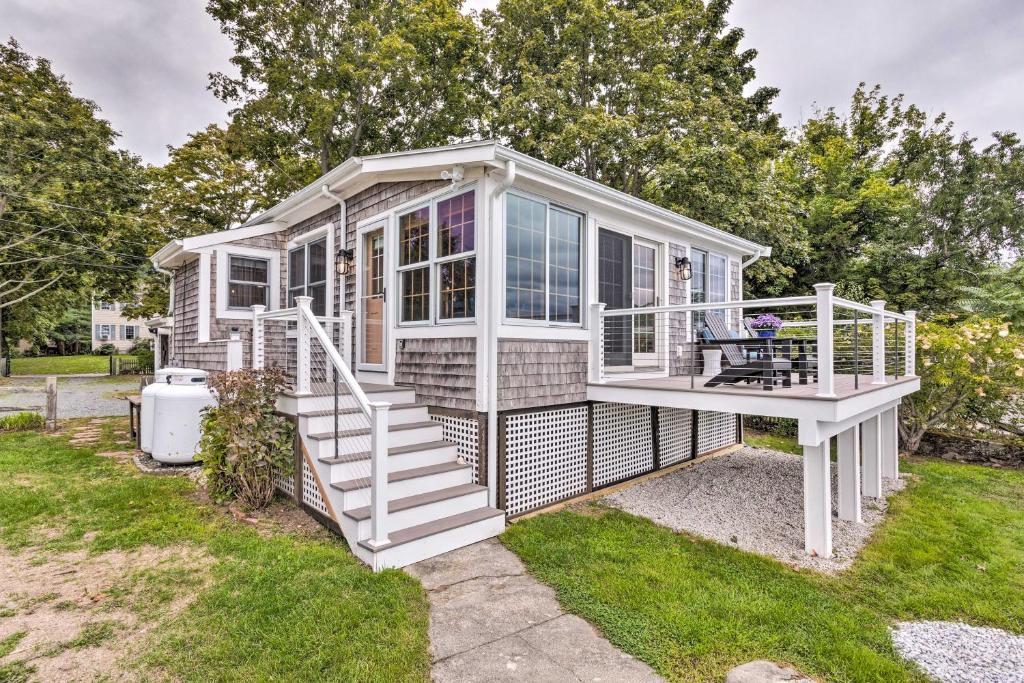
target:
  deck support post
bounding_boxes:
[861,415,883,498]
[814,283,835,397]
[837,425,862,522]
[803,440,833,558]
[881,406,899,480]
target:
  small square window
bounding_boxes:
[228,256,269,309]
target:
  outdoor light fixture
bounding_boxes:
[336,248,354,276]
[674,255,693,281]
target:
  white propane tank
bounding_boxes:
[140,368,176,454]
[150,368,216,464]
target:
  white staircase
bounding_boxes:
[278,383,505,570]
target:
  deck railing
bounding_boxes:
[592,283,916,398]
[252,298,390,546]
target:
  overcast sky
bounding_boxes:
[3,1,1022,165]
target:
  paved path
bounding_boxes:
[406,538,663,683]
[0,376,140,419]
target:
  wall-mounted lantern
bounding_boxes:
[336,248,354,276]
[674,255,693,281]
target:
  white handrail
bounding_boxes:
[298,302,373,419]
[598,296,817,317]
[256,306,300,321]
[834,297,912,322]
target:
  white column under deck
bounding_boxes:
[837,425,862,523]
[881,406,900,480]
[861,415,883,499]
[803,440,833,558]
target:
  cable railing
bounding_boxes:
[252,298,391,547]
[592,283,916,399]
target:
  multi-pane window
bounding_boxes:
[632,243,656,353]
[288,237,328,316]
[227,256,269,309]
[124,325,137,340]
[505,194,582,324]
[690,249,726,330]
[397,190,476,323]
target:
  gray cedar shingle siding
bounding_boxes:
[395,337,476,410]
[497,340,588,411]
[668,242,695,375]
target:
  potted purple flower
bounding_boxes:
[750,313,783,338]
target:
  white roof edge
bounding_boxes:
[151,240,183,268]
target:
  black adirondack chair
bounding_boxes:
[701,311,794,390]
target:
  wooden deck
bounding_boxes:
[593,373,918,402]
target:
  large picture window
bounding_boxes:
[505,194,582,324]
[227,255,269,309]
[397,189,476,323]
[288,237,328,316]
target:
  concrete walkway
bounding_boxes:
[406,538,663,682]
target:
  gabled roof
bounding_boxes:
[154,140,770,269]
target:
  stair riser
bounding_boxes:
[280,390,418,415]
[371,514,506,570]
[352,489,489,537]
[309,424,443,459]
[341,468,474,510]
[328,445,457,483]
[302,407,429,433]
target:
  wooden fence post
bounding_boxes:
[45,376,57,431]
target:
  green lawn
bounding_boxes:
[744,429,803,455]
[8,354,133,375]
[0,421,430,681]
[502,459,1024,682]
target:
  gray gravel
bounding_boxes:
[604,446,905,572]
[892,621,1024,683]
[0,376,141,418]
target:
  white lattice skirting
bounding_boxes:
[504,405,588,516]
[696,410,738,455]
[274,466,295,497]
[430,412,481,484]
[658,407,693,467]
[592,403,654,488]
[301,459,330,515]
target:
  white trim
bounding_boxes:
[288,224,329,248]
[355,219,389,373]
[198,251,211,342]
[182,222,284,251]
[213,245,281,321]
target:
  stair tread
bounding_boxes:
[307,420,440,441]
[344,483,486,521]
[357,506,505,552]
[297,402,423,418]
[282,383,412,399]
[318,439,455,465]
[331,460,470,492]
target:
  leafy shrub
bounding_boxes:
[902,317,1024,452]
[130,338,154,368]
[0,411,45,432]
[744,415,798,437]
[92,343,116,356]
[199,368,293,509]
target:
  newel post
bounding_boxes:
[226,331,243,370]
[904,310,917,377]
[870,300,887,385]
[814,283,835,398]
[367,401,391,548]
[590,302,606,384]
[294,296,313,395]
[340,310,354,368]
[250,304,266,369]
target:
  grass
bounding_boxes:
[0,412,45,432]
[502,458,1024,682]
[8,354,133,376]
[744,429,802,455]
[0,422,431,681]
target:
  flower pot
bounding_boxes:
[755,329,777,338]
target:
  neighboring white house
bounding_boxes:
[90,299,154,352]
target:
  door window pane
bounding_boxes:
[437,191,475,257]
[399,207,430,266]
[439,257,475,320]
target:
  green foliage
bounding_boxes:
[0,412,45,433]
[200,368,294,509]
[92,343,116,356]
[128,337,154,368]
[503,458,1024,681]
[959,261,1024,327]
[901,318,1024,451]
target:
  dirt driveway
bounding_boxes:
[0,376,141,419]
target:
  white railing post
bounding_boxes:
[590,302,606,384]
[367,401,390,548]
[226,331,243,370]
[870,300,887,385]
[250,305,266,369]
[814,283,835,398]
[295,296,313,395]
[904,310,917,377]
[340,310,354,368]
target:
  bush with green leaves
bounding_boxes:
[901,317,1024,452]
[199,368,293,509]
[0,411,45,432]
[130,338,154,368]
[92,343,116,356]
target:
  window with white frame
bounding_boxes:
[505,193,582,324]
[288,236,328,316]
[97,324,112,340]
[396,188,476,323]
[227,255,270,309]
[124,325,137,340]
[690,248,727,329]
[98,301,113,310]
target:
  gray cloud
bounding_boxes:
[2,0,1020,168]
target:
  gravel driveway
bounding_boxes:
[893,621,1024,683]
[0,376,142,419]
[605,446,905,572]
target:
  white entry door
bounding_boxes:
[358,223,387,371]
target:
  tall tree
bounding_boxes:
[0,39,148,352]
[207,0,486,194]
[483,0,804,295]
